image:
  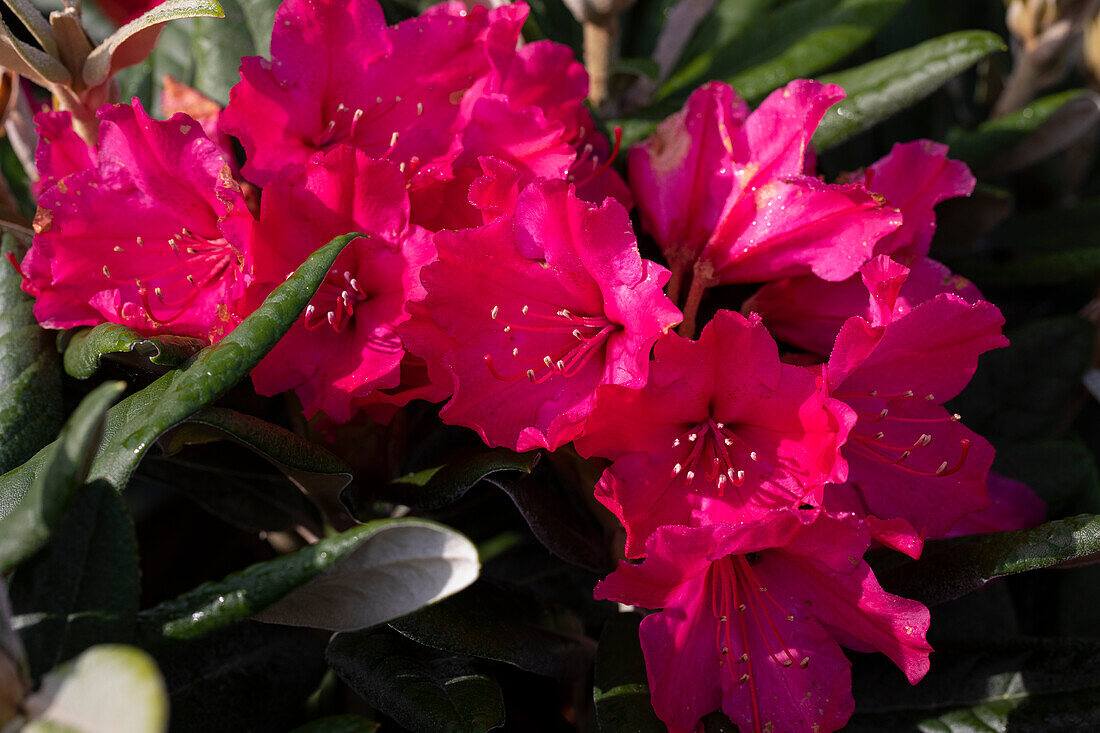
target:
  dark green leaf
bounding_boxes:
[155,622,327,731]
[0,381,125,573]
[878,514,1100,607]
[137,518,478,642]
[0,234,62,476]
[390,582,595,679]
[9,480,140,678]
[813,31,1006,150]
[158,406,353,526]
[949,316,1093,443]
[593,613,663,733]
[327,631,504,733]
[848,638,1100,731]
[660,0,905,106]
[62,323,204,379]
[385,449,539,510]
[0,233,357,516]
[487,475,613,572]
[948,90,1094,170]
[951,245,1100,286]
[188,0,279,103]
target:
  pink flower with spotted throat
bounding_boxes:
[575,309,854,557]
[248,146,436,422]
[22,100,253,342]
[400,178,680,451]
[595,509,932,733]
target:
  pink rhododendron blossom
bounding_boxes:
[628,80,901,303]
[746,257,984,357]
[854,139,976,261]
[221,0,525,187]
[946,472,1045,537]
[248,146,436,422]
[32,111,94,197]
[22,100,253,341]
[823,256,1009,543]
[399,178,680,451]
[575,310,854,557]
[595,509,932,733]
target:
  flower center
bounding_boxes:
[670,418,761,498]
[709,554,807,733]
[482,303,618,384]
[302,268,370,333]
[108,228,240,325]
[834,388,971,477]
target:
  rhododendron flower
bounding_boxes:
[21,100,253,342]
[221,0,525,188]
[746,257,984,357]
[747,140,977,354]
[854,139,976,262]
[399,178,680,452]
[248,146,435,422]
[595,509,932,733]
[823,256,1009,546]
[628,80,901,322]
[575,309,854,557]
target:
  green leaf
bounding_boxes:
[0,233,358,518]
[951,245,1100,286]
[659,0,905,106]
[848,638,1100,731]
[390,582,595,679]
[813,31,1006,150]
[994,439,1100,515]
[137,518,478,642]
[154,622,326,731]
[593,613,663,733]
[385,449,539,511]
[82,0,227,87]
[188,0,279,103]
[18,644,168,733]
[878,514,1100,607]
[0,234,62,476]
[0,381,125,574]
[949,316,1094,443]
[9,480,140,678]
[947,90,1094,170]
[62,324,204,379]
[327,631,504,733]
[158,406,353,526]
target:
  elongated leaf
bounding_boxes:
[390,582,595,679]
[385,449,539,510]
[848,638,1100,731]
[9,480,140,678]
[83,0,226,86]
[660,0,905,106]
[950,245,1100,287]
[154,622,326,731]
[878,514,1100,607]
[158,406,353,526]
[189,0,279,103]
[138,518,478,642]
[948,90,1093,170]
[327,631,504,733]
[0,235,62,477]
[0,233,358,519]
[17,644,168,733]
[0,381,125,574]
[813,31,1006,150]
[593,614,663,733]
[62,324,204,379]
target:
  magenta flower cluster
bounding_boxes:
[18,0,1045,730]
